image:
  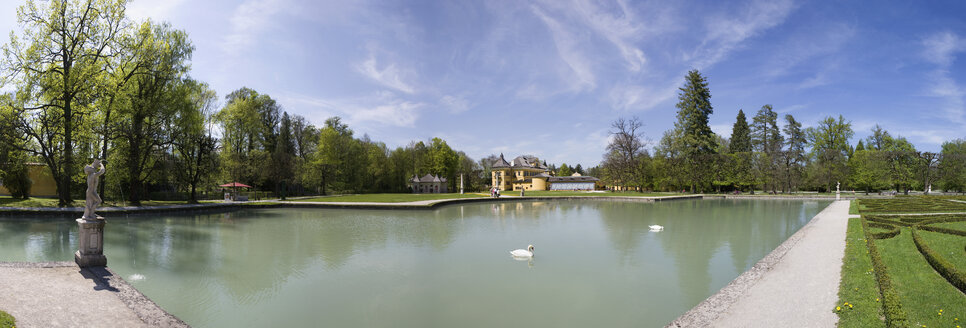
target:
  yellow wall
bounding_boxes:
[532,177,547,190]
[492,167,550,191]
[0,164,57,197]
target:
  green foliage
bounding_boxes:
[806,115,853,192]
[672,70,717,192]
[859,197,966,213]
[0,309,14,328]
[557,163,573,176]
[849,150,890,193]
[729,109,751,153]
[940,139,966,192]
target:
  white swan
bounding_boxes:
[510,245,534,258]
[649,225,664,232]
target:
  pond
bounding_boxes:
[0,198,830,327]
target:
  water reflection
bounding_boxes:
[0,199,828,328]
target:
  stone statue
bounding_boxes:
[83,159,106,219]
[836,181,840,193]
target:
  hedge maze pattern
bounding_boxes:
[861,213,966,327]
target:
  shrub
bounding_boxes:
[0,310,14,328]
[861,219,908,327]
[911,229,966,294]
[867,222,900,239]
[918,225,966,236]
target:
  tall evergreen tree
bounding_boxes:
[673,69,716,192]
[729,109,751,153]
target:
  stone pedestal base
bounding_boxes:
[75,217,107,267]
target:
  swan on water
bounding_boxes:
[510,245,534,258]
[649,225,664,231]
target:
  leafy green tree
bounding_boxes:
[729,109,751,153]
[0,98,31,198]
[751,104,783,193]
[940,139,966,192]
[427,137,459,189]
[111,21,193,205]
[806,115,853,192]
[673,70,717,192]
[173,80,218,203]
[848,149,889,194]
[2,0,127,205]
[557,163,573,177]
[273,112,296,199]
[574,164,584,175]
[780,114,807,192]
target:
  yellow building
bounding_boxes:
[490,154,550,191]
[0,163,58,197]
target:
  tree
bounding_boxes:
[574,164,584,175]
[557,163,573,177]
[173,80,218,203]
[806,115,853,192]
[939,139,966,192]
[780,114,807,192]
[273,112,296,199]
[2,0,128,205]
[427,137,459,189]
[848,149,889,194]
[673,70,717,192]
[0,97,31,198]
[111,21,193,205]
[729,109,751,153]
[602,117,648,192]
[751,104,783,193]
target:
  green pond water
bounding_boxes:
[0,198,830,327]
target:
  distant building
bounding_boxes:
[410,174,448,193]
[0,163,57,197]
[548,176,600,191]
[490,154,600,191]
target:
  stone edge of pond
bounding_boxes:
[0,195,706,216]
[0,261,190,328]
[663,201,837,328]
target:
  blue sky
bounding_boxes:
[2,0,965,167]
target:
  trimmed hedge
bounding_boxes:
[866,216,913,227]
[861,219,908,327]
[911,229,966,295]
[918,225,966,236]
[867,222,901,239]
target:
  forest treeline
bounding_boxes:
[597,70,966,194]
[0,0,480,205]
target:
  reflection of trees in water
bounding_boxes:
[0,217,75,261]
[595,199,822,307]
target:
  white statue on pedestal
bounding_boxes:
[83,159,106,219]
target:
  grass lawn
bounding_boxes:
[917,229,966,273]
[876,228,966,327]
[836,217,884,327]
[0,310,13,328]
[294,193,487,203]
[850,200,860,215]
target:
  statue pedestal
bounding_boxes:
[75,217,107,267]
[836,192,841,201]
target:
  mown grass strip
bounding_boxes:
[861,219,908,327]
[0,310,14,328]
[836,217,884,327]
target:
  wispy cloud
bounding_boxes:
[921,31,966,125]
[530,5,596,92]
[355,52,417,94]
[279,91,423,128]
[222,0,287,53]
[439,95,470,113]
[607,83,678,111]
[691,0,796,69]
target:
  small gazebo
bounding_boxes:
[219,182,252,201]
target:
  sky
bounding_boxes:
[1,0,965,168]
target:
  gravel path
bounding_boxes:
[668,200,851,327]
[0,262,187,328]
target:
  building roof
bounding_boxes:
[491,153,512,168]
[510,155,547,169]
[412,174,447,183]
[548,176,600,182]
[533,173,552,178]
